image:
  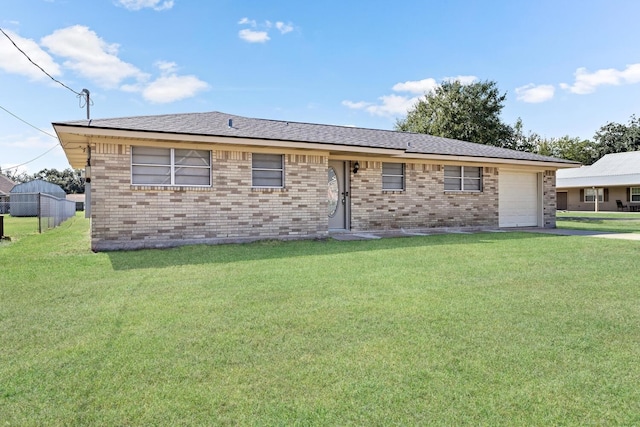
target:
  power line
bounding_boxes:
[1,144,61,171]
[0,26,82,96]
[0,103,65,171]
[0,104,57,139]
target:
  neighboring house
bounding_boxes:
[66,193,86,211]
[53,111,578,251]
[10,180,66,217]
[0,175,15,214]
[556,151,640,211]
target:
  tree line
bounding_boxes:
[395,79,640,165]
[0,168,84,194]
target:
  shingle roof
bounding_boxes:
[0,175,15,195]
[56,111,577,165]
[557,151,640,188]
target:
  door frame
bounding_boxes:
[328,160,351,231]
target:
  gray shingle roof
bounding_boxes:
[56,111,576,164]
[557,151,640,188]
[0,175,15,195]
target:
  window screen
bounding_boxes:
[132,146,211,186]
[252,153,284,187]
[382,162,405,190]
[444,166,482,191]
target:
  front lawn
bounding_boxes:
[1,216,640,425]
[557,211,640,233]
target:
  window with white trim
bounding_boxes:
[382,162,405,190]
[584,188,604,203]
[444,166,482,191]
[131,146,211,186]
[631,187,640,202]
[252,153,284,188]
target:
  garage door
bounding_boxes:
[499,171,539,227]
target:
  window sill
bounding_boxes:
[382,189,405,194]
[444,190,482,195]
[130,185,212,192]
[251,187,288,192]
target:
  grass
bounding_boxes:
[0,214,39,242]
[557,211,640,233]
[2,214,640,425]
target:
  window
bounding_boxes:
[584,188,604,203]
[252,153,284,188]
[631,187,640,202]
[131,146,211,186]
[444,166,482,191]
[382,162,405,190]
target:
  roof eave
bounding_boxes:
[53,123,581,170]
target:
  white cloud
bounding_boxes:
[154,60,178,74]
[0,29,61,80]
[116,0,174,11]
[365,94,420,116]
[392,78,438,94]
[141,61,209,103]
[275,22,294,34]
[237,17,294,42]
[143,75,209,103]
[238,17,257,27]
[443,75,478,85]
[560,63,640,94]
[343,75,476,117]
[238,29,270,43]
[41,25,148,88]
[515,83,555,103]
[342,100,372,110]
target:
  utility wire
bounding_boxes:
[1,144,61,171]
[0,26,82,96]
[0,104,57,139]
[0,103,65,172]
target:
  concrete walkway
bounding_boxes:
[330,227,640,241]
[521,227,640,240]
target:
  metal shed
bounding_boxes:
[9,180,67,217]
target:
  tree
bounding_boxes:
[593,115,640,159]
[32,168,85,194]
[550,136,598,165]
[508,117,541,152]
[395,80,514,148]
[0,168,31,184]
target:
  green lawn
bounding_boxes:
[0,214,39,242]
[2,215,640,425]
[557,211,640,233]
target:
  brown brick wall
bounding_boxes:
[543,170,556,227]
[89,142,557,250]
[350,162,499,230]
[90,144,327,250]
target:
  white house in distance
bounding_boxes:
[556,151,640,211]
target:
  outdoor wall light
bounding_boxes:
[353,161,360,174]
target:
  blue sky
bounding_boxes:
[2,0,640,173]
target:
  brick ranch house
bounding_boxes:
[53,111,578,251]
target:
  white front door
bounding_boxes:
[328,160,349,230]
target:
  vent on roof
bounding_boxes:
[228,118,233,128]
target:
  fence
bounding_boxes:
[4,193,76,233]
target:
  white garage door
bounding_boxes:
[499,171,539,227]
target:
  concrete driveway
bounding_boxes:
[331,227,640,241]
[516,227,640,241]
